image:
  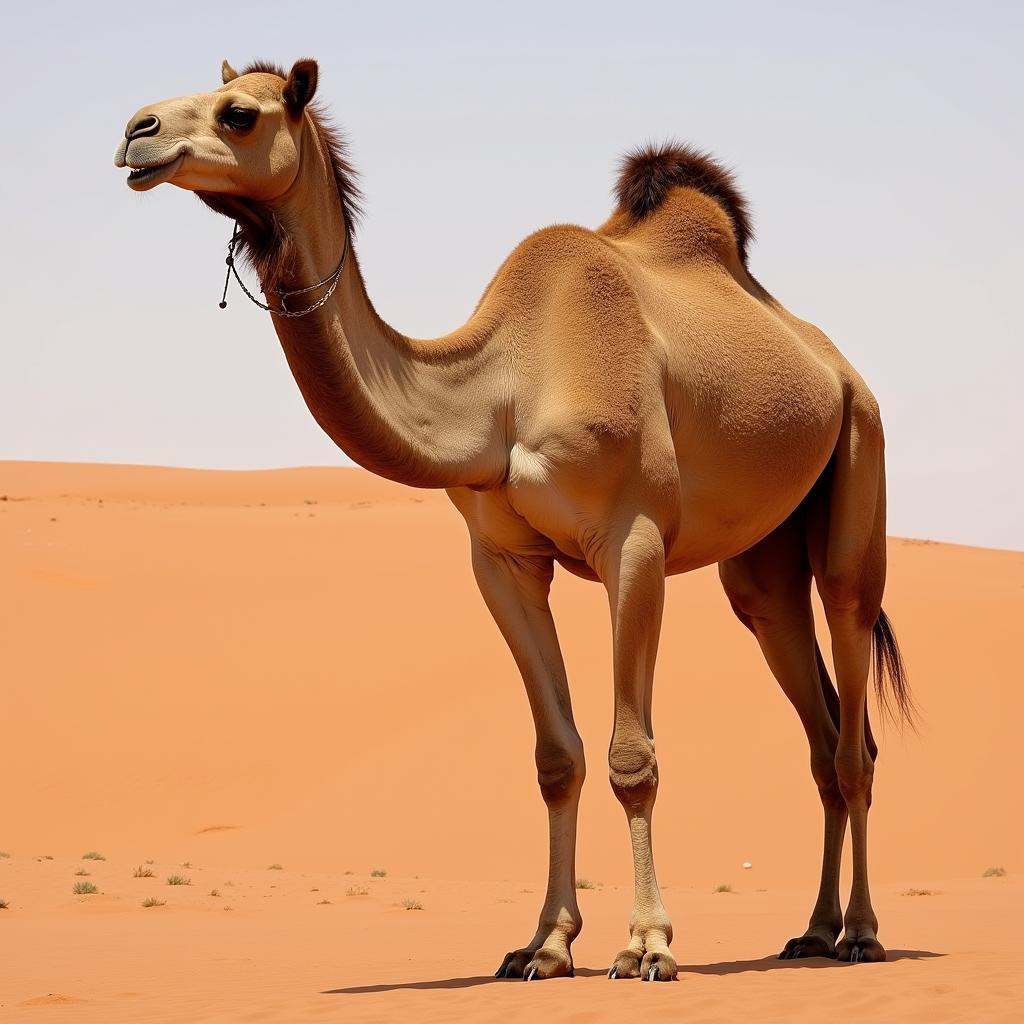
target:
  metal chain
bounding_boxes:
[219,223,349,318]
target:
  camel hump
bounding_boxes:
[614,142,752,264]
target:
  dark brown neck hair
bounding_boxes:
[196,60,362,288]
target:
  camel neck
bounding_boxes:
[256,130,509,491]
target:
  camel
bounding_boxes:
[115,59,913,982]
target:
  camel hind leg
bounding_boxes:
[807,389,902,963]
[719,511,847,959]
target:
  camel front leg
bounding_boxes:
[471,540,585,981]
[599,516,676,981]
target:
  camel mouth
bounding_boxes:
[126,153,185,192]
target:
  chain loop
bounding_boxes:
[219,222,349,318]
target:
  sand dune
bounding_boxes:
[1,462,1021,1022]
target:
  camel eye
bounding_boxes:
[222,106,257,131]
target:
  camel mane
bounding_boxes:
[614,141,752,265]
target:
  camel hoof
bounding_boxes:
[779,933,836,960]
[641,950,678,982]
[498,945,573,980]
[608,949,642,979]
[836,935,886,963]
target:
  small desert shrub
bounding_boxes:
[166,875,191,886]
[370,868,387,877]
[402,898,423,910]
[318,898,332,905]
[81,851,106,861]
[145,859,155,865]
[209,889,220,897]
[133,865,155,878]
[73,881,99,895]
[713,884,734,894]
[142,896,165,908]
[268,863,283,871]
[75,869,90,876]
[575,878,596,890]
[902,888,937,896]
[181,861,192,869]
[346,885,369,896]
[983,866,1007,878]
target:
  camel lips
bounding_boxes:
[125,154,185,191]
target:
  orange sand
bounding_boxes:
[1,461,1021,1022]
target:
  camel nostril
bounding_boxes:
[125,114,160,140]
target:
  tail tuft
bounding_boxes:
[872,608,917,728]
[614,141,753,263]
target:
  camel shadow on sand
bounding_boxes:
[324,950,944,994]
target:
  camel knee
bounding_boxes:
[835,750,875,807]
[810,751,844,809]
[719,564,771,629]
[536,737,585,804]
[817,569,883,631]
[720,560,806,633]
[608,735,658,809]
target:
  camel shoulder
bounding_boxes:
[488,227,655,446]
[476,224,625,310]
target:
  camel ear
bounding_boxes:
[221,60,239,84]
[283,59,318,115]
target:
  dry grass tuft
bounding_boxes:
[902,888,938,896]
[142,896,166,907]
[268,863,284,871]
[370,868,387,877]
[983,866,1007,878]
[318,898,332,905]
[209,889,220,897]
[575,878,596,890]
[402,898,424,910]
[166,875,191,886]
[133,865,155,878]
[81,851,106,861]
[713,884,735,894]
[346,885,369,896]
[75,869,90,877]
[73,881,99,895]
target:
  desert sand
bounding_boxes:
[1,461,1021,1022]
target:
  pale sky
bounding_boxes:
[2,1,1021,549]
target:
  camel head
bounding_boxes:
[114,59,320,200]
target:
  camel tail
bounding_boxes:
[614,140,752,264]
[872,608,916,729]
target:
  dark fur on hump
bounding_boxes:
[615,141,752,264]
[196,60,362,287]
